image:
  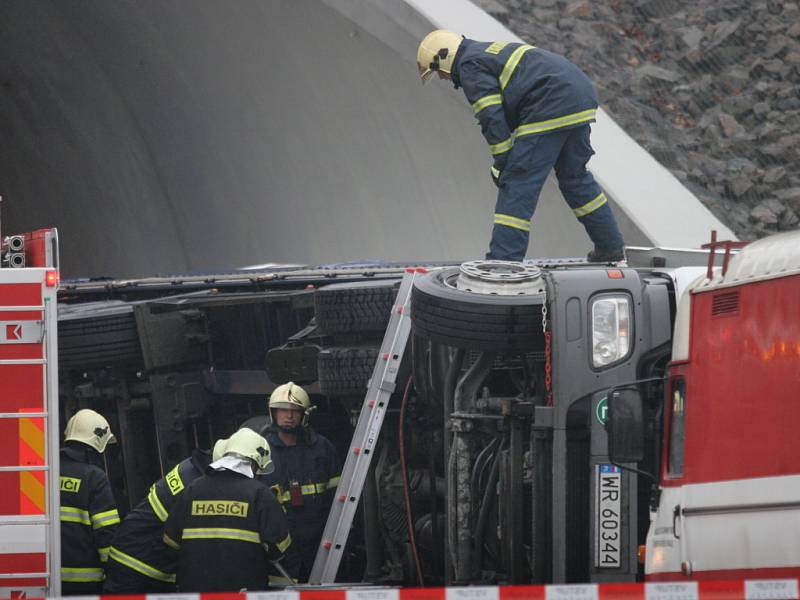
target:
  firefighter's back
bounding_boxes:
[164,469,287,592]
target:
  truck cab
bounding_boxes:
[404,251,712,585]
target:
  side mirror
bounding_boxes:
[606,387,645,464]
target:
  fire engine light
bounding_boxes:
[46,270,60,288]
[591,294,631,367]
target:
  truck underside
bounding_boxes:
[54,248,718,587]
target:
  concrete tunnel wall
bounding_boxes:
[0,0,725,278]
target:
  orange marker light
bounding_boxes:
[606,269,624,279]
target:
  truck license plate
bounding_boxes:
[594,463,621,568]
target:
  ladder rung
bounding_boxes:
[0,465,49,472]
[0,516,51,525]
[0,359,47,365]
[0,412,48,419]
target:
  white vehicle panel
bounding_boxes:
[648,475,800,575]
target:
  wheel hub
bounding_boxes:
[455,260,544,295]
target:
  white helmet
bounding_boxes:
[268,382,314,430]
[214,427,274,475]
[269,382,310,411]
[64,409,117,454]
[416,29,463,84]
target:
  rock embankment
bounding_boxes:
[483,0,800,240]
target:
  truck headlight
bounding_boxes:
[591,294,631,368]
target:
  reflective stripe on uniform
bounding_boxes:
[515,108,597,138]
[182,527,261,544]
[148,485,169,522]
[163,533,180,550]
[275,478,340,503]
[490,137,513,156]
[494,213,531,232]
[573,192,608,217]
[499,44,536,90]
[91,508,121,529]
[109,546,177,583]
[60,506,91,526]
[472,93,503,115]
[269,574,298,586]
[275,532,292,554]
[491,166,501,179]
[98,546,110,563]
[61,566,105,582]
[485,42,508,55]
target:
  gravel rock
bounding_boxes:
[493,0,800,241]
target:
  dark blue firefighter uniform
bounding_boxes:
[59,444,120,595]
[259,429,340,582]
[451,39,625,261]
[103,449,212,593]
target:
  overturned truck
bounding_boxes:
[55,246,723,586]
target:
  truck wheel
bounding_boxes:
[317,347,378,397]
[411,261,545,353]
[314,280,400,335]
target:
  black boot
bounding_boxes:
[587,247,625,263]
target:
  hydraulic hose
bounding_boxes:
[399,375,424,586]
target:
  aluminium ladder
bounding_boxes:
[308,267,423,584]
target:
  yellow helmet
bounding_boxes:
[214,427,274,475]
[64,409,117,454]
[416,29,463,84]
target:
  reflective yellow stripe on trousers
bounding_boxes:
[573,192,608,218]
[493,214,530,232]
[109,546,176,583]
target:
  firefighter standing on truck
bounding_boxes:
[416,30,626,263]
[163,428,291,592]
[259,383,340,583]
[59,409,120,595]
[102,447,214,593]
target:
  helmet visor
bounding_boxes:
[256,461,275,476]
[418,63,434,84]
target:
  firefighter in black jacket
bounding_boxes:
[163,428,291,592]
[103,447,214,593]
[259,382,340,583]
[59,409,120,595]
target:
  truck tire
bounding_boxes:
[314,280,400,335]
[58,313,142,370]
[411,267,543,353]
[317,347,378,397]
